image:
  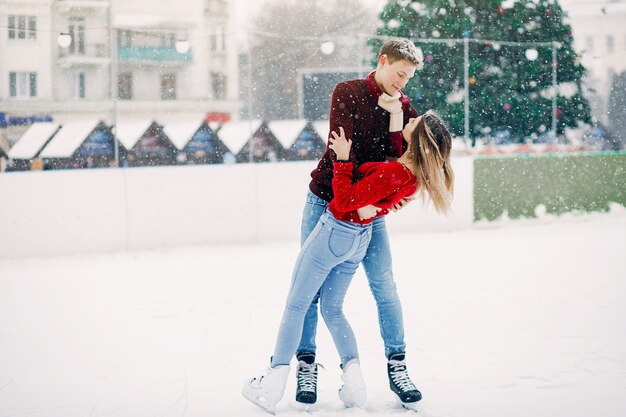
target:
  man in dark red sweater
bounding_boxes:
[294,38,424,410]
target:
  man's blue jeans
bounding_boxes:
[297,190,406,359]
[271,210,372,367]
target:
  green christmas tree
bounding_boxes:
[373,0,591,143]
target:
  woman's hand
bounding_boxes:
[390,195,416,212]
[357,204,381,220]
[328,127,352,161]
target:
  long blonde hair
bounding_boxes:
[409,111,454,214]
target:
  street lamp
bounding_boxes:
[525,48,539,61]
[175,39,190,54]
[57,32,72,48]
[320,41,335,55]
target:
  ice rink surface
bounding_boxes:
[1,212,625,417]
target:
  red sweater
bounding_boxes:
[329,161,418,225]
[309,72,419,202]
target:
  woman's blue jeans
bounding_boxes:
[297,190,406,360]
[271,210,372,367]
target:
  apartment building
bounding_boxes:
[0,0,241,131]
[564,0,626,123]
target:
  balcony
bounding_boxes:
[57,43,109,67]
[118,46,192,64]
[56,0,110,13]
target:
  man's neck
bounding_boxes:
[373,70,386,94]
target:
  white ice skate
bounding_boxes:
[242,365,290,415]
[338,359,367,408]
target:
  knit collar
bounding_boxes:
[365,70,411,109]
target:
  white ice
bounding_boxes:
[1,213,625,417]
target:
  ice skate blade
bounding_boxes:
[400,400,423,413]
[339,387,367,408]
[242,389,277,415]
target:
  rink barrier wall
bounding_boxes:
[473,152,626,221]
[0,157,474,259]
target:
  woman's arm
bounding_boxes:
[328,82,358,164]
[328,125,414,213]
[331,162,411,212]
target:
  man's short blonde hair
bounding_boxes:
[379,38,424,70]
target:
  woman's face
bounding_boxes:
[402,116,422,144]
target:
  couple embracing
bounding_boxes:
[243,37,455,414]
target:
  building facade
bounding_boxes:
[564,0,626,125]
[0,0,241,138]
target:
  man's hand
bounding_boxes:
[390,195,416,212]
[357,204,381,220]
[328,127,351,161]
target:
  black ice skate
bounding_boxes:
[387,352,422,411]
[295,352,318,404]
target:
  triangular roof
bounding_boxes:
[208,122,221,132]
[217,119,262,154]
[312,120,330,143]
[162,120,205,150]
[267,119,308,148]
[0,139,7,158]
[40,119,101,158]
[115,119,153,150]
[8,122,60,159]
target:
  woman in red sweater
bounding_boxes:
[242,111,454,414]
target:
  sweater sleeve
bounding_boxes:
[328,82,358,165]
[331,162,412,212]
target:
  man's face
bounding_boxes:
[376,56,417,96]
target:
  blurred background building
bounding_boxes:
[564,0,626,129]
[0,0,241,143]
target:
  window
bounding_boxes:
[9,72,37,98]
[69,17,85,54]
[18,16,26,39]
[158,33,176,47]
[211,26,226,52]
[211,72,227,99]
[160,73,176,100]
[118,72,133,100]
[28,16,36,39]
[8,15,37,40]
[72,72,85,98]
[8,15,15,39]
[607,35,614,53]
[118,30,132,47]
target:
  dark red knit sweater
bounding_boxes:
[329,161,418,225]
[309,72,419,201]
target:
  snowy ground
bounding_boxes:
[1,213,625,417]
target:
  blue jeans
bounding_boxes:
[297,190,406,359]
[271,210,372,367]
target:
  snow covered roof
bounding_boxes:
[312,120,330,142]
[208,122,221,132]
[217,120,262,154]
[39,120,101,158]
[267,119,308,148]
[162,121,204,150]
[8,123,60,159]
[115,119,153,150]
